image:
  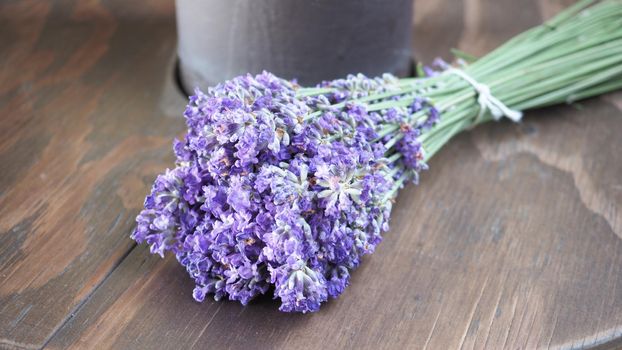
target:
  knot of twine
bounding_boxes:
[445,68,523,123]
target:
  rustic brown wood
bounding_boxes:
[0,1,182,348]
[0,0,621,349]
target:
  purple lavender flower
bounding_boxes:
[132,71,439,313]
[271,259,328,313]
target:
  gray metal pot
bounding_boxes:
[176,0,413,91]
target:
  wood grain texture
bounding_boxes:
[0,1,181,348]
[0,0,621,349]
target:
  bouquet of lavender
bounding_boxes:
[132,0,622,313]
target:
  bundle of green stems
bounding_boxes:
[300,0,622,162]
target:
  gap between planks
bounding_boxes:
[39,242,138,350]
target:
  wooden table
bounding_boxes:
[1,1,621,349]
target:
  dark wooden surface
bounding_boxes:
[1,1,621,349]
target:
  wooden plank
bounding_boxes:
[0,1,184,348]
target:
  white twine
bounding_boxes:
[444,68,523,122]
